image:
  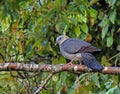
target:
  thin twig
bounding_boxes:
[33,72,54,94]
[107,52,120,61]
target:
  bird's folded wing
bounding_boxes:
[80,45,101,52]
[61,38,100,54]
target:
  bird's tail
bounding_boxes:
[81,53,103,71]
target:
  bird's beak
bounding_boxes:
[55,40,58,46]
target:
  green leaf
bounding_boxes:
[116,17,120,25]
[80,23,88,34]
[91,73,100,88]
[107,35,114,47]
[70,18,78,26]
[80,14,87,23]
[88,8,98,18]
[76,14,82,23]
[63,25,69,35]
[56,72,68,93]
[101,56,111,66]
[55,0,61,8]
[88,0,99,7]
[74,25,81,37]
[106,0,116,6]
[55,23,61,32]
[79,73,89,83]
[109,9,116,24]
[67,87,76,94]
[67,81,77,94]
[114,87,120,94]
[1,15,11,32]
[59,56,66,64]
[104,79,113,89]
[99,15,108,27]
[102,23,110,39]
[61,15,69,25]
[106,86,117,94]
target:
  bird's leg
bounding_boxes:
[79,61,82,65]
[65,60,74,66]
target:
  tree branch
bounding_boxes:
[33,72,54,94]
[0,63,120,74]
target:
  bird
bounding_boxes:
[55,35,103,71]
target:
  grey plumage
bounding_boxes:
[61,38,101,54]
[56,35,103,71]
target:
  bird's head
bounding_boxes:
[55,35,69,45]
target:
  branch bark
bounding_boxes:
[0,63,120,74]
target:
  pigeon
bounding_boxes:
[55,35,103,71]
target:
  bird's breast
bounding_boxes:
[60,47,82,61]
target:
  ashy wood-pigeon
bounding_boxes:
[55,35,103,71]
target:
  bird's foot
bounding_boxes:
[65,61,74,66]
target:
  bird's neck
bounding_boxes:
[59,37,69,45]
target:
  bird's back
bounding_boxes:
[61,38,100,54]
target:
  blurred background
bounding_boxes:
[0,0,120,93]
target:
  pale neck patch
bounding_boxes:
[59,37,69,45]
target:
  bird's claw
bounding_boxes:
[65,62,74,66]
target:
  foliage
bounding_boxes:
[0,0,120,93]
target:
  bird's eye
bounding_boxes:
[59,37,62,40]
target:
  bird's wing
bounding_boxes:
[80,45,101,52]
[61,38,100,54]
